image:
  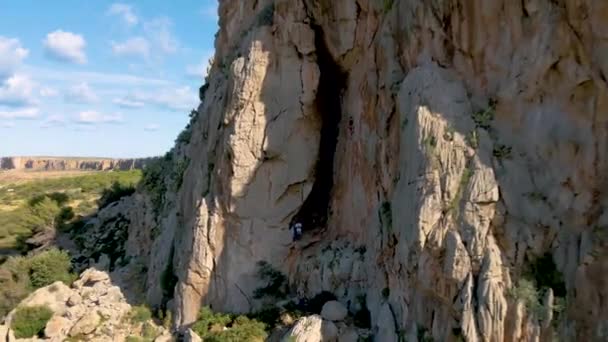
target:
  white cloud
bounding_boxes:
[40,87,58,97]
[1,121,15,128]
[24,65,170,87]
[0,36,29,80]
[107,3,138,26]
[186,52,214,80]
[0,74,36,107]
[112,87,197,112]
[75,111,124,124]
[152,86,197,111]
[144,123,159,131]
[113,95,145,108]
[65,82,98,103]
[0,106,39,119]
[111,37,150,58]
[43,30,87,64]
[41,115,66,128]
[144,18,178,54]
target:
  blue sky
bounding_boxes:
[0,1,218,158]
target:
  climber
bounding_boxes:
[292,222,303,242]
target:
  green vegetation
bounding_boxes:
[471,102,495,130]
[192,306,267,342]
[417,325,434,342]
[29,248,75,288]
[423,135,437,151]
[97,181,136,209]
[0,171,141,250]
[253,261,288,301]
[510,253,567,322]
[140,152,190,213]
[176,109,199,145]
[383,0,395,13]
[493,144,512,160]
[11,305,53,338]
[129,305,153,324]
[466,130,479,149]
[140,154,172,213]
[0,248,75,317]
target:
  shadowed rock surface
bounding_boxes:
[6,0,608,341]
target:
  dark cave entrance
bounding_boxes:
[291,26,346,233]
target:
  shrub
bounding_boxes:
[11,305,53,338]
[510,279,542,316]
[97,181,136,209]
[192,307,267,342]
[29,248,75,288]
[526,253,566,297]
[192,306,232,337]
[130,305,152,323]
[140,153,173,213]
[471,101,495,130]
[383,0,395,13]
[253,261,288,301]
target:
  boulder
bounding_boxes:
[283,315,323,342]
[45,315,70,338]
[73,269,110,289]
[67,294,82,307]
[69,311,101,336]
[321,301,347,322]
[321,320,338,341]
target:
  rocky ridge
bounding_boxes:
[0,269,170,342]
[0,157,153,171]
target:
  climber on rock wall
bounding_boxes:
[292,222,303,242]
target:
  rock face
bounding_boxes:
[78,0,608,341]
[0,156,153,171]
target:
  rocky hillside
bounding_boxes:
[0,157,153,171]
[13,0,608,341]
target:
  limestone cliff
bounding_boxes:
[81,0,608,341]
[0,156,153,171]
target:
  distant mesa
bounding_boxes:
[0,156,155,171]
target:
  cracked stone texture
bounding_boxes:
[75,0,608,341]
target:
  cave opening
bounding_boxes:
[291,26,346,233]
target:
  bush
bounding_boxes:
[192,306,232,336]
[29,248,75,288]
[253,261,288,301]
[129,305,152,323]
[192,307,267,342]
[140,153,172,213]
[11,305,53,338]
[97,181,136,209]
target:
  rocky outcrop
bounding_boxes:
[0,269,168,342]
[69,0,608,341]
[0,156,154,171]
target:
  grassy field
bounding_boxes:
[0,170,141,250]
